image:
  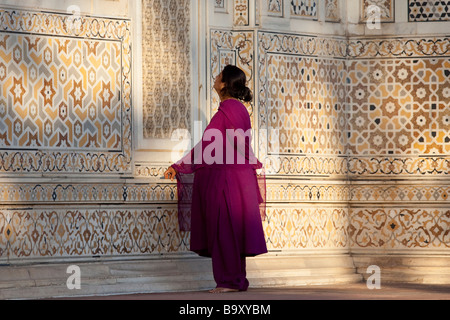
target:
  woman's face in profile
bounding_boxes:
[214,72,225,95]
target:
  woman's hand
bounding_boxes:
[164,166,177,181]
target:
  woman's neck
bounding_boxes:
[220,95,239,102]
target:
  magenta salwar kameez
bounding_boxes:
[172,99,267,291]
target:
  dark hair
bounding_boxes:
[220,65,253,103]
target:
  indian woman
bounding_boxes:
[164,65,267,293]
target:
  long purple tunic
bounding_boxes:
[172,99,267,258]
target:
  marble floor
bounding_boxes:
[63,283,450,300]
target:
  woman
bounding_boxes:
[164,65,267,293]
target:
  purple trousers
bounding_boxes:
[189,166,267,291]
[211,192,249,291]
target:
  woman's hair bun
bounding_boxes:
[220,65,253,103]
[241,87,253,103]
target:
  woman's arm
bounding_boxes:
[166,110,225,176]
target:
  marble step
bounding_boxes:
[353,254,450,285]
[0,254,361,299]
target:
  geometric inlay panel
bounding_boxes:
[265,207,349,250]
[234,0,250,26]
[347,37,450,59]
[142,0,192,139]
[290,0,318,20]
[215,0,227,12]
[268,0,284,16]
[0,34,121,151]
[266,54,347,155]
[408,0,450,21]
[348,157,450,176]
[349,208,450,249]
[0,182,177,204]
[0,208,189,261]
[347,58,450,156]
[266,183,350,203]
[361,0,395,22]
[325,0,341,22]
[257,31,348,177]
[0,8,132,173]
[350,184,450,202]
[346,36,450,177]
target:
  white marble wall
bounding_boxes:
[0,0,130,17]
[0,1,449,297]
